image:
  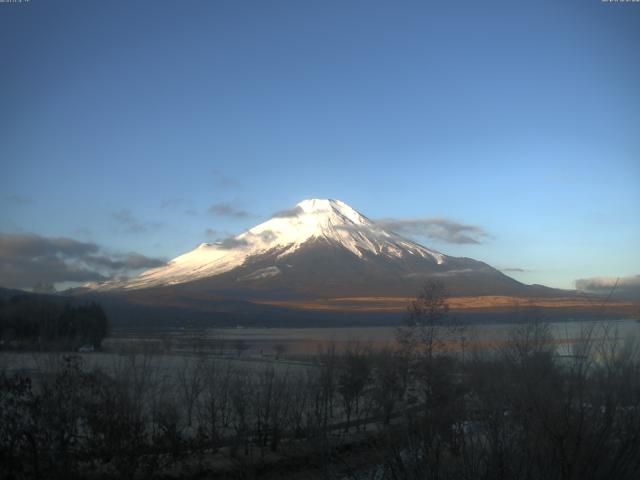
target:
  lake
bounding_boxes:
[101,317,640,355]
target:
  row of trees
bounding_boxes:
[0,295,109,349]
[3,333,639,478]
[0,347,416,479]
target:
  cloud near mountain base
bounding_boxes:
[575,274,640,300]
[0,233,166,290]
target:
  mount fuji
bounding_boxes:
[80,199,571,326]
[69,199,627,328]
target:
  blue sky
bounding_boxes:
[1,0,639,291]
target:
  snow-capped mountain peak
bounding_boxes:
[296,198,368,224]
[92,199,445,290]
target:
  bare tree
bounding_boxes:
[317,344,339,432]
[370,349,404,425]
[197,360,233,451]
[397,280,461,360]
[500,306,555,365]
[338,343,372,430]
[229,368,251,457]
[176,357,205,428]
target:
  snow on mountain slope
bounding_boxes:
[94,199,446,291]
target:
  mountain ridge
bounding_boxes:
[89,198,511,295]
[68,198,618,326]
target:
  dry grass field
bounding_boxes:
[254,295,640,314]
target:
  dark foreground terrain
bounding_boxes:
[2,314,640,480]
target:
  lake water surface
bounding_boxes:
[2,319,638,374]
[199,318,640,354]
